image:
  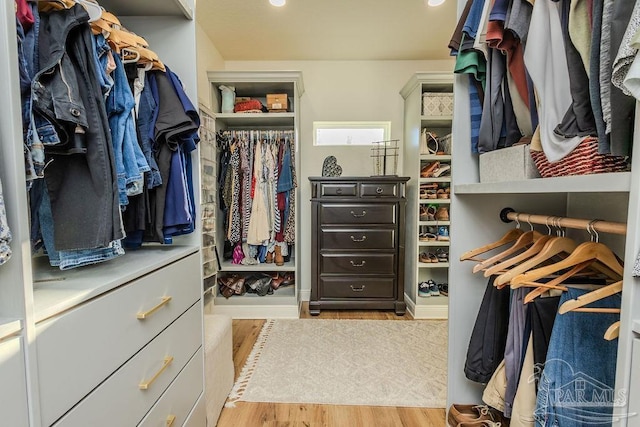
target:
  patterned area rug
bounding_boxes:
[226,319,448,408]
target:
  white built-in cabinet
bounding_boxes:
[0,1,207,426]
[447,61,640,426]
[401,73,452,319]
[206,71,304,319]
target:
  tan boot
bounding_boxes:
[274,245,284,266]
[265,251,273,263]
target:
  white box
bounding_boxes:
[422,92,454,116]
[479,145,541,183]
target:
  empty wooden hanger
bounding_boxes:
[460,228,524,262]
[557,280,623,314]
[521,259,594,304]
[604,321,620,340]
[483,235,552,277]
[472,219,543,273]
[509,241,624,287]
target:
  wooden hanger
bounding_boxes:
[460,228,524,262]
[521,259,594,304]
[557,280,623,314]
[604,321,620,340]
[38,0,75,12]
[510,242,624,288]
[483,235,552,277]
[472,229,543,274]
[493,235,579,288]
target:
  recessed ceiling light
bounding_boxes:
[270,0,286,6]
[427,0,445,6]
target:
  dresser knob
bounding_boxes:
[350,260,366,267]
[376,186,383,194]
[336,188,343,195]
[350,210,367,218]
[350,285,366,292]
[350,235,367,242]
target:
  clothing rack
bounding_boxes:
[499,208,627,236]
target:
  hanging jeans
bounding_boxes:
[534,288,621,427]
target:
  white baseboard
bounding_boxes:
[299,289,311,301]
[405,293,448,319]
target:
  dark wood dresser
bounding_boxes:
[309,176,410,315]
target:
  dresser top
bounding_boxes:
[309,176,410,183]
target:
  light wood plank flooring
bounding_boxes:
[216,303,447,427]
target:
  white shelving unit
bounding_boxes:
[206,71,304,319]
[400,72,454,319]
[447,58,640,427]
[0,2,207,425]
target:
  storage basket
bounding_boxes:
[422,92,454,116]
[529,137,629,178]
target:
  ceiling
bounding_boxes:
[196,0,458,61]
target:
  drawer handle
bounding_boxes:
[166,415,177,427]
[137,296,172,320]
[350,210,367,218]
[139,356,174,390]
[350,235,367,242]
[336,188,343,195]
[350,260,366,267]
[376,186,383,194]
[350,285,366,292]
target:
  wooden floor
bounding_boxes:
[216,303,447,427]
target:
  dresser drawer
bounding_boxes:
[38,253,201,426]
[320,253,395,275]
[320,277,395,298]
[320,228,395,250]
[0,335,29,427]
[319,182,357,197]
[319,204,396,225]
[138,348,204,427]
[360,182,398,197]
[53,303,203,427]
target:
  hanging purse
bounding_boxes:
[420,129,439,155]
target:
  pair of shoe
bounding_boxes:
[419,232,437,242]
[436,248,449,262]
[437,226,450,241]
[418,279,440,297]
[420,161,451,178]
[420,205,437,221]
[448,404,509,427]
[438,283,449,296]
[419,252,438,263]
[436,188,450,199]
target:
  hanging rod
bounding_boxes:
[499,208,627,236]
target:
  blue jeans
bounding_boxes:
[534,288,621,426]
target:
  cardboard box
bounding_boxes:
[422,92,454,116]
[266,94,288,111]
[479,144,541,183]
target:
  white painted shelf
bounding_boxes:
[421,115,453,127]
[633,320,640,335]
[419,220,451,226]
[419,177,451,183]
[220,260,296,272]
[213,285,296,305]
[101,0,193,19]
[418,241,450,247]
[455,172,631,194]
[0,318,22,341]
[419,198,451,204]
[418,262,450,268]
[214,112,295,127]
[420,154,452,161]
[417,295,449,303]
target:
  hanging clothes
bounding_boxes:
[0,177,12,265]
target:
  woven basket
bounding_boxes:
[529,137,628,178]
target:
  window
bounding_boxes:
[313,121,391,146]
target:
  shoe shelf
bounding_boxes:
[420,199,451,204]
[419,177,451,183]
[418,262,450,268]
[421,154,452,161]
[419,220,451,226]
[418,241,450,247]
[421,115,453,127]
[219,259,296,272]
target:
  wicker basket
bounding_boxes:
[529,137,628,178]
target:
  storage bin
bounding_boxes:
[422,92,454,116]
[479,145,541,183]
[266,94,288,111]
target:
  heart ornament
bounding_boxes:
[322,156,343,177]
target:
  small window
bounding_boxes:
[313,121,391,146]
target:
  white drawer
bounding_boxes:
[54,302,203,427]
[0,335,29,427]
[138,348,204,427]
[183,393,206,427]
[37,253,201,426]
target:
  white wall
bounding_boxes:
[225,59,455,299]
[196,23,225,109]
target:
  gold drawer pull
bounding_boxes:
[139,356,174,390]
[350,260,366,267]
[350,210,367,218]
[350,285,366,292]
[350,235,367,242]
[166,414,177,427]
[137,296,172,320]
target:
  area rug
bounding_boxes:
[225,319,447,408]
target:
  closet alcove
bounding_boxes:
[447,65,640,425]
[0,1,206,425]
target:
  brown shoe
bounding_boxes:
[435,206,449,221]
[274,245,285,266]
[420,161,440,178]
[447,405,508,427]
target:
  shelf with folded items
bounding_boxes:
[214,112,296,128]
